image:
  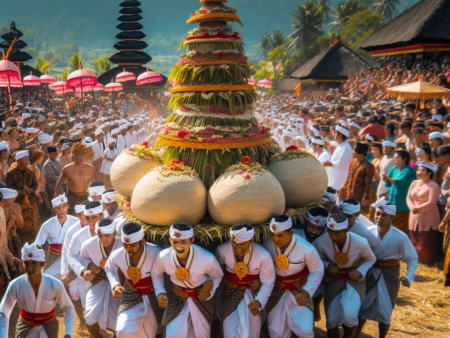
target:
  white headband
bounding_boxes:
[307,212,327,227]
[21,242,45,262]
[0,188,18,199]
[311,138,324,146]
[74,204,86,214]
[15,150,29,160]
[371,197,396,216]
[122,227,145,243]
[416,161,438,174]
[339,201,361,215]
[351,121,362,130]
[310,127,320,137]
[89,185,105,196]
[230,227,255,243]
[95,221,116,235]
[84,205,104,216]
[366,135,374,142]
[415,148,426,155]
[327,216,348,231]
[322,190,337,202]
[382,140,396,148]
[269,217,293,233]
[0,142,9,151]
[102,191,116,204]
[52,193,68,209]
[429,131,443,140]
[336,125,350,137]
[170,226,194,239]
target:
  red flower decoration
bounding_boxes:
[286,145,298,151]
[128,148,133,151]
[142,141,149,147]
[241,156,251,163]
[172,160,180,164]
[177,130,190,138]
[183,161,188,166]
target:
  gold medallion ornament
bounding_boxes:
[233,262,249,281]
[175,267,190,282]
[333,236,351,269]
[99,259,107,271]
[274,254,290,271]
[127,266,142,285]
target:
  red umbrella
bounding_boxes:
[137,68,162,99]
[0,37,21,112]
[23,72,41,86]
[116,68,136,82]
[257,79,272,89]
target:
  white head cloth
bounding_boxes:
[429,131,443,140]
[366,134,374,142]
[95,129,104,136]
[74,204,86,214]
[416,161,438,174]
[95,221,116,235]
[61,143,71,151]
[15,150,29,160]
[339,200,361,214]
[415,148,426,155]
[52,194,68,209]
[310,127,320,137]
[102,190,116,203]
[38,132,53,145]
[0,188,18,199]
[382,140,396,148]
[107,138,116,145]
[269,217,293,233]
[307,211,327,227]
[170,225,194,239]
[327,215,348,231]
[0,142,9,151]
[336,125,350,137]
[230,226,255,243]
[89,185,105,196]
[322,190,337,202]
[351,121,362,130]
[311,137,324,145]
[84,204,104,216]
[21,242,45,262]
[371,197,396,216]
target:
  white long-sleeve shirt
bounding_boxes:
[116,135,126,155]
[0,274,75,337]
[328,140,353,190]
[67,226,93,277]
[350,219,381,252]
[80,236,123,272]
[313,232,376,279]
[263,234,324,298]
[152,244,224,300]
[215,242,275,309]
[91,140,104,161]
[61,221,82,276]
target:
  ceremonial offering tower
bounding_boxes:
[156,0,277,187]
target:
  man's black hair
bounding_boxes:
[231,224,253,231]
[103,189,116,194]
[368,116,378,124]
[85,201,102,210]
[341,198,359,205]
[272,215,292,232]
[123,222,142,235]
[172,222,192,231]
[308,207,328,218]
[396,150,411,164]
[437,145,450,157]
[90,181,104,187]
[98,218,114,227]
[329,213,347,224]
[326,187,337,194]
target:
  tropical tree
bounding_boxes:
[317,0,334,22]
[255,45,289,83]
[287,0,325,52]
[373,0,400,21]
[34,57,51,73]
[259,30,285,57]
[69,52,81,70]
[329,0,366,33]
[91,55,111,76]
[340,10,384,49]
[61,68,70,81]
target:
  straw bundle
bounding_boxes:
[110,152,162,198]
[208,171,285,226]
[131,170,207,226]
[267,156,328,208]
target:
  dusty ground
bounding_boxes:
[57,262,450,338]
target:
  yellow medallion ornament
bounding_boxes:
[175,267,190,282]
[333,236,351,269]
[127,266,142,285]
[233,262,249,280]
[274,254,290,271]
[99,258,107,271]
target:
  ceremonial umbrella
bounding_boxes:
[248,78,256,86]
[257,79,272,89]
[105,79,123,108]
[116,68,136,82]
[137,68,163,98]
[23,72,41,86]
[67,62,97,110]
[40,71,56,102]
[386,79,450,118]
[0,37,21,112]
[93,83,104,91]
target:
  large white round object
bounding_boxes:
[208,171,285,226]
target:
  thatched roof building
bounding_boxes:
[274,78,298,93]
[291,37,370,82]
[360,0,450,57]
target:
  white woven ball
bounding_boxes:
[208,171,285,226]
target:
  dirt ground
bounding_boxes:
[57,261,450,338]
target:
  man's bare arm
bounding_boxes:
[54,168,67,198]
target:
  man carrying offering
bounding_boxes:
[215,224,275,338]
[152,223,224,338]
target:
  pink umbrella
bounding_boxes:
[248,78,256,86]
[116,68,136,82]
[0,41,21,112]
[67,62,97,111]
[137,68,163,98]
[51,81,68,91]
[105,79,123,92]
[257,79,272,89]
[93,83,104,91]
[40,71,55,84]
[0,77,23,88]
[23,72,41,86]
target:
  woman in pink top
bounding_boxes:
[407,161,440,264]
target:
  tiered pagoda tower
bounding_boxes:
[98,0,166,92]
[0,21,42,77]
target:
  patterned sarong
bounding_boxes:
[366,262,401,308]
[67,190,88,216]
[15,315,59,338]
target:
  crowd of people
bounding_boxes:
[0,57,447,338]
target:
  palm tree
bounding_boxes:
[259,30,285,57]
[61,68,70,81]
[287,0,325,51]
[69,52,81,70]
[34,57,51,73]
[91,55,111,76]
[329,0,366,33]
[373,0,399,21]
[318,0,334,22]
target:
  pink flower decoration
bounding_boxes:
[177,130,190,138]
[245,173,252,179]
[236,169,244,175]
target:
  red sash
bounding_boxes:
[275,267,310,291]
[49,244,62,256]
[173,283,199,299]
[20,308,56,326]
[225,271,259,289]
[330,258,364,282]
[126,276,154,295]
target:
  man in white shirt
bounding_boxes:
[215,224,275,338]
[263,216,324,338]
[152,223,224,338]
[102,189,122,220]
[88,181,105,202]
[125,124,133,148]
[0,243,75,338]
[132,122,139,145]
[377,141,396,199]
[91,129,105,178]
[116,126,127,155]
[311,136,331,177]
[323,125,353,191]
